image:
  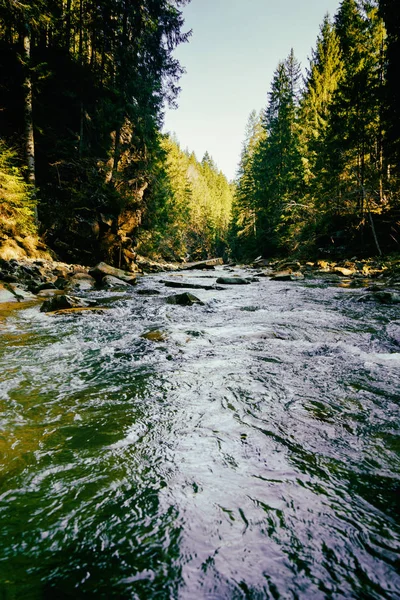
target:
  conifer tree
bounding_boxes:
[231,110,265,258]
[254,50,304,254]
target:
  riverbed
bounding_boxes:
[1,267,399,599]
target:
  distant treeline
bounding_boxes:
[231,0,400,259]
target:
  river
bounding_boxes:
[0,267,399,599]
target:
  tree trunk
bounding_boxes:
[79,0,84,156]
[23,25,38,224]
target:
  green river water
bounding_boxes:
[0,267,399,599]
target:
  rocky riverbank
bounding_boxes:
[1,255,400,315]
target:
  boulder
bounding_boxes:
[387,323,400,345]
[160,279,223,291]
[89,262,137,285]
[33,282,57,293]
[358,291,400,304]
[270,271,304,281]
[140,329,168,342]
[333,266,354,277]
[373,291,400,304]
[166,292,204,306]
[216,277,251,285]
[101,275,133,290]
[40,294,95,313]
[67,272,97,291]
[270,271,292,281]
[54,276,69,290]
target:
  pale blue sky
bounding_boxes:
[163,0,341,180]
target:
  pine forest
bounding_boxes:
[0,0,399,264]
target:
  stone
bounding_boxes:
[277,261,302,271]
[216,277,251,285]
[1,273,19,283]
[387,323,400,345]
[136,288,161,296]
[40,294,94,313]
[166,292,204,306]
[34,282,57,292]
[89,262,137,285]
[333,267,354,277]
[252,258,270,267]
[373,291,400,304]
[161,279,223,291]
[101,275,133,290]
[357,291,400,304]
[67,272,97,291]
[270,271,292,281]
[270,271,304,281]
[140,329,168,342]
[54,276,69,290]
[289,272,305,281]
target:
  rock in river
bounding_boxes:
[270,271,304,281]
[89,262,137,285]
[216,277,251,285]
[67,272,97,291]
[166,292,204,306]
[101,275,133,290]
[40,294,95,313]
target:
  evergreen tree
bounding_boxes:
[0,0,192,265]
[0,139,37,238]
[254,50,304,254]
[379,0,400,183]
[231,110,265,258]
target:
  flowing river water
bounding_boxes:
[0,267,400,599]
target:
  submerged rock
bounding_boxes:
[161,279,223,291]
[40,294,95,313]
[136,288,161,296]
[373,291,400,304]
[166,292,204,306]
[216,277,251,285]
[358,291,400,304]
[140,329,168,342]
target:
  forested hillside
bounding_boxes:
[137,136,233,261]
[0,0,196,265]
[232,0,400,259]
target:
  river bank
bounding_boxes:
[1,254,400,316]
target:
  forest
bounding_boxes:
[0,0,399,266]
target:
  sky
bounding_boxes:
[163,0,342,181]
